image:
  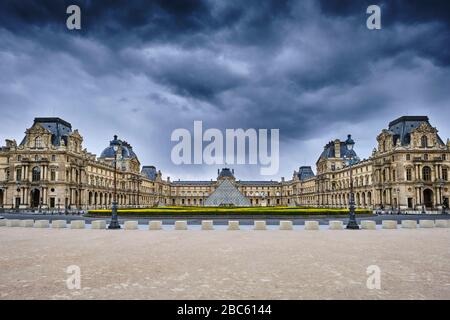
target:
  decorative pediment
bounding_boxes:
[25,122,51,135]
[413,122,437,135]
[70,129,83,141]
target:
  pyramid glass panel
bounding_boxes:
[205,179,251,207]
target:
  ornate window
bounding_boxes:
[35,136,43,148]
[32,167,41,182]
[16,168,22,181]
[406,168,412,181]
[406,154,410,161]
[443,168,448,181]
[422,166,431,181]
[421,135,428,148]
[50,170,56,181]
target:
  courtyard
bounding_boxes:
[0,227,449,300]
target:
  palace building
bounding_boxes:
[0,116,449,212]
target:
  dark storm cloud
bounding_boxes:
[1,0,449,179]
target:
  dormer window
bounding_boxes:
[35,136,43,148]
[421,135,428,148]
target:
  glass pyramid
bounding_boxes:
[205,179,251,207]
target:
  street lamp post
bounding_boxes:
[108,135,121,230]
[345,135,359,230]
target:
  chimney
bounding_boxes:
[334,139,341,158]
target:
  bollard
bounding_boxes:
[305,221,319,230]
[91,220,106,229]
[20,220,34,228]
[70,220,86,229]
[175,221,188,230]
[279,221,293,231]
[329,221,344,230]
[34,220,50,228]
[254,221,267,231]
[124,221,138,230]
[435,220,449,228]
[149,221,163,231]
[201,220,214,231]
[6,220,21,227]
[382,220,398,229]
[228,221,240,231]
[52,220,67,229]
[401,220,417,229]
[361,220,376,230]
[419,220,435,228]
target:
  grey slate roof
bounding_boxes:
[388,116,445,146]
[319,141,357,160]
[21,117,72,147]
[297,166,315,181]
[100,138,138,160]
[141,166,157,181]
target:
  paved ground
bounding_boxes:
[0,227,449,300]
[2,212,450,225]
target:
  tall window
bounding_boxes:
[16,168,22,181]
[35,136,43,148]
[50,170,56,181]
[406,168,412,181]
[406,154,410,161]
[32,167,41,182]
[443,168,448,181]
[422,166,431,181]
[421,135,428,148]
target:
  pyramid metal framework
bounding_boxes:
[204,179,251,207]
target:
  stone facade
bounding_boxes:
[0,116,449,212]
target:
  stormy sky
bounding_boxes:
[1,0,449,181]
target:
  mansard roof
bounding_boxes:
[319,141,357,161]
[297,166,315,181]
[20,117,73,147]
[141,166,157,181]
[387,116,444,146]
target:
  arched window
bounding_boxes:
[32,167,41,182]
[35,136,43,148]
[421,135,428,148]
[422,166,431,181]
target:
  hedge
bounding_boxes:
[88,207,372,216]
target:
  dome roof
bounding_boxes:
[100,136,137,159]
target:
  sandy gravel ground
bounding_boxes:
[0,227,449,300]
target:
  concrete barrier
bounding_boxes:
[201,220,214,231]
[401,220,417,229]
[305,221,319,230]
[435,220,449,228]
[70,220,86,229]
[361,220,376,230]
[228,221,240,231]
[124,221,138,230]
[52,220,67,229]
[91,220,106,229]
[279,221,293,230]
[329,221,344,230]
[149,221,163,230]
[34,220,50,228]
[175,221,188,230]
[20,220,34,228]
[6,219,21,227]
[254,221,267,231]
[419,220,435,228]
[0,219,6,227]
[382,220,398,229]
